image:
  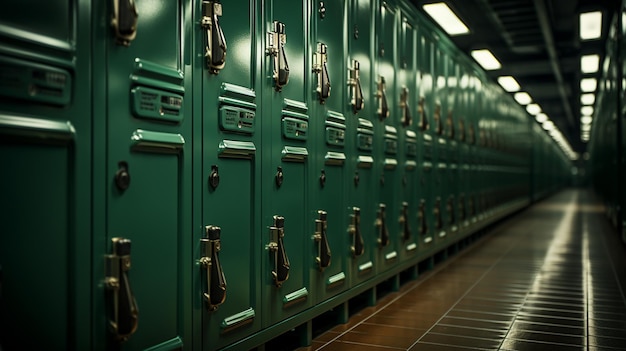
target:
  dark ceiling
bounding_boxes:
[413,0,620,154]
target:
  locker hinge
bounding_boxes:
[105,237,138,342]
[313,43,331,104]
[313,210,332,271]
[348,60,364,114]
[267,21,290,91]
[376,76,390,121]
[400,87,412,127]
[111,0,138,46]
[349,207,365,257]
[268,216,290,287]
[201,1,227,74]
[200,225,227,311]
[400,202,410,241]
[376,203,390,247]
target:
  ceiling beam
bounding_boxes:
[533,0,575,129]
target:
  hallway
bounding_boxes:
[298,189,626,350]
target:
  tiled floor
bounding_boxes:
[297,189,626,350]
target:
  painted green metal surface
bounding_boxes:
[261,0,312,327]
[309,0,351,304]
[0,0,92,349]
[92,0,192,349]
[194,1,263,350]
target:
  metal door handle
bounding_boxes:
[201,226,227,311]
[269,216,290,286]
[348,60,364,113]
[419,200,428,235]
[111,0,138,46]
[434,103,442,135]
[267,21,290,90]
[376,204,389,247]
[400,87,412,127]
[313,43,331,103]
[105,237,139,342]
[400,202,410,241]
[418,96,428,131]
[349,207,364,257]
[446,111,454,139]
[314,210,332,271]
[376,76,389,121]
[202,1,227,74]
[447,196,455,225]
[434,198,442,229]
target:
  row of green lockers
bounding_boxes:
[0,0,571,350]
[587,3,626,243]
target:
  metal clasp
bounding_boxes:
[201,1,227,74]
[348,60,364,114]
[313,43,331,103]
[200,225,227,311]
[313,210,332,271]
[267,21,290,90]
[111,0,138,46]
[105,237,138,342]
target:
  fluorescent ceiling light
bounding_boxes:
[543,120,554,130]
[497,76,520,92]
[526,103,541,115]
[581,116,593,124]
[581,54,600,73]
[535,113,548,123]
[581,93,595,105]
[580,11,602,40]
[514,92,532,105]
[471,49,501,70]
[580,78,597,92]
[423,3,470,36]
[581,124,591,131]
[581,106,594,116]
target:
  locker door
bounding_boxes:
[0,0,91,349]
[374,0,400,273]
[397,13,419,262]
[196,1,262,350]
[446,57,459,235]
[347,0,377,287]
[434,47,448,245]
[261,0,311,326]
[417,30,435,253]
[309,0,350,303]
[93,1,191,349]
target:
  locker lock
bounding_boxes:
[209,165,220,189]
[376,204,390,247]
[111,0,138,46]
[349,207,365,257]
[200,226,227,311]
[275,167,284,188]
[319,169,326,187]
[400,202,410,241]
[115,162,131,191]
[348,60,364,114]
[314,210,332,271]
[313,43,331,104]
[268,216,290,287]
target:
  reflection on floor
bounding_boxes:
[296,189,626,351]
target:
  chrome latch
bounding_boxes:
[418,96,428,131]
[400,202,410,241]
[268,215,290,287]
[419,199,428,235]
[348,60,364,114]
[434,102,442,135]
[105,237,138,342]
[313,210,332,271]
[376,76,389,121]
[111,0,138,46]
[376,203,389,247]
[201,1,227,74]
[200,225,227,311]
[313,42,331,103]
[267,21,290,91]
[446,110,454,139]
[349,207,364,257]
[400,87,412,127]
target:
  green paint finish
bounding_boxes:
[260,0,312,327]
[195,0,262,349]
[346,0,378,287]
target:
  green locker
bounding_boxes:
[92,0,191,349]
[346,0,377,286]
[433,46,449,246]
[194,1,262,349]
[0,0,91,348]
[417,28,435,253]
[309,0,350,303]
[374,0,400,273]
[261,0,312,326]
[395,8,419,262]
[446,57,460,235]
